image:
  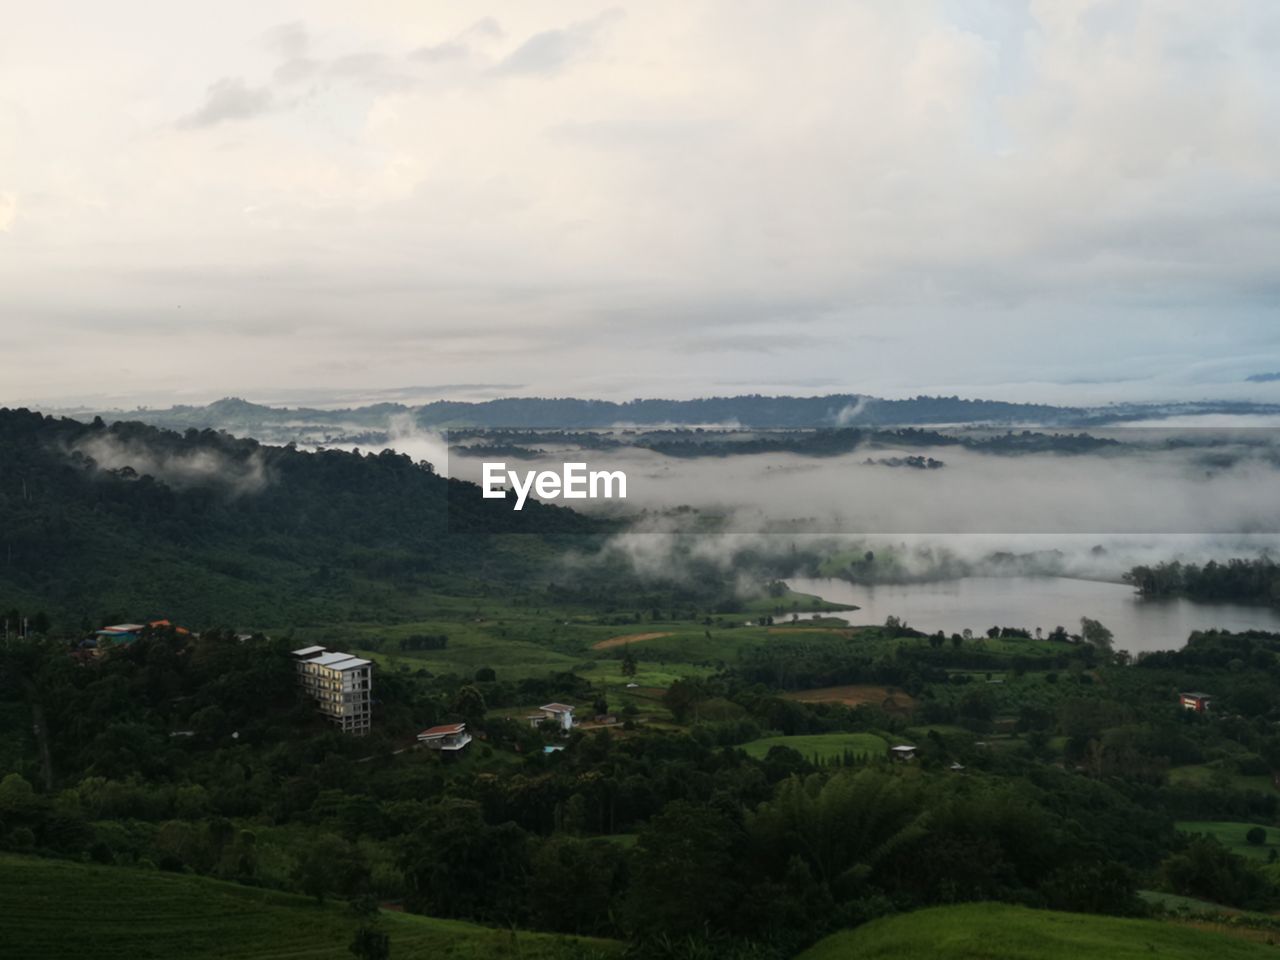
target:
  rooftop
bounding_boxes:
[292,645,327,658]
[540,702,575,714]
[419,722,466,738]
[304,655,371,670]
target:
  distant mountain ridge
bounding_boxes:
[55,393,1280,435]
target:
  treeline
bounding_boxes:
[735,625,1087,694]
[632,427,1116,459]
[1125,558,1280,604]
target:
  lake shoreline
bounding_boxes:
[784,574,1280,653]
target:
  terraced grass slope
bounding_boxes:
[0,855,621,960]
[796,903,1276,960]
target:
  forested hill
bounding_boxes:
[71,393,1083,431]
[56,394,1280,438]
[412,394,1078,428]
[0,409,600,629]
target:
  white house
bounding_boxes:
[417,722,472,751]
[890,744,917,761]
[527,702,575,731]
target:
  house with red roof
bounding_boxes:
[527,702,575,732]
[417,722,472,751]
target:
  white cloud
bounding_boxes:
[1,1,1279,405]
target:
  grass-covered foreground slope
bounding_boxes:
[0,854,621,960]
[796,903,1275,960]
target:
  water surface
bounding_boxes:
[786,576,1280,653]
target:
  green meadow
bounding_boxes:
[0,854,621,960]
[796,903,1277,960]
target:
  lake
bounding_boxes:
[785,576,1280,654]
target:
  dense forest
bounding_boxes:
[1125,559,1280,605]
[0,409,603,627]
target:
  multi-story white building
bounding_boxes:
[292,645,373,735]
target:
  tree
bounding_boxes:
[0,773,42,821]
[450,685,486,723]
[750,768,926,906]
[399,800,530,923]
[1162,838,1272,909]
[1247,826,1267,847]
[292,835,370,904]
[620,646,637,678]
[662,678,703,724]
[1080,617,1114,652]
[628,801,744,939]
[528,836,625,935]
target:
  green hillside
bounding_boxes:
[0,408,602,626]
[796,903,1274,960]
[0,854,621,960]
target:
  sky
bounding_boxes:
[3,0,1280,408]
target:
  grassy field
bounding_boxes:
[0,854,622,960]
[795,902,1278,959]
[741,732,889,762]
[741,589,858,616]
[1177,821,1280,860]
[283,586,1060,687]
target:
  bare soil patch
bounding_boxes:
[591,631,673,651]
[782,684,916,711]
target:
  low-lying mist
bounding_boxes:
[71,433,271,498]
[447,441,1280,535]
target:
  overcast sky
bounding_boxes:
[3,1,1280,408]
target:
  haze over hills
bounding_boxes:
[44,393,1280,439]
